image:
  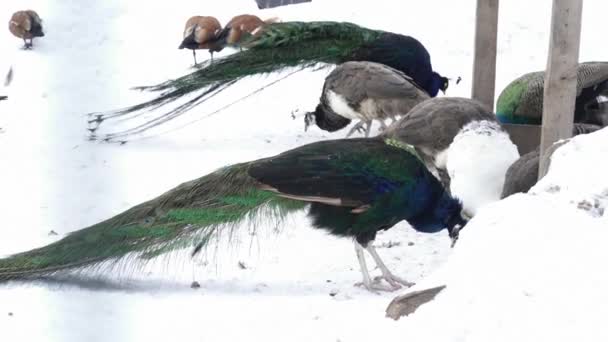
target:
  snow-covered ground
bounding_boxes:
[0,0,607,341]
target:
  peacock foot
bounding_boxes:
[373,274,414,289]
[345,121,372,138]
[354,275,414,292]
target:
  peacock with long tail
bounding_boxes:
[88,21,449,141]
[0,138,466,292]
[496,62,608,126]
[304,61,431,137]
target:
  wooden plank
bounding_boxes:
[538,0,583,178]
[502,123,542,155]
[472,0,499,111]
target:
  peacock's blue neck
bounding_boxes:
[408,190,462,234]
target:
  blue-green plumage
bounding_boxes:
[496,62,608,126]
[249,138,465,246]
[89,21,449,141]
[0,138,465,291]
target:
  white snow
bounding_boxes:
[0,0,607,341]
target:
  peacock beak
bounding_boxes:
[303,112,315,132]
[449,226,460,248]
[448,217,467,248]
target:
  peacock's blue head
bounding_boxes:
[428,72,450,97]
[409,191,467,246]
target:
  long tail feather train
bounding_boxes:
[0,163,305,281]
[88,21,383,141]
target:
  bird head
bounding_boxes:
[429,72,450,96]
[303,109,317,132]
[446,213,468,248]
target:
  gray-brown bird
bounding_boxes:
[304,61,431,137]
[501,123,602,198]
[179,16,223,65]
[8,10,44,49]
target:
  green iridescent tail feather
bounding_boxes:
[87,21,383,141]
[0,163,305,281]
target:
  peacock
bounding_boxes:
[304,61,430,137]
[8,10,44,49]
[496,62,608,126]
[501,123,601,198]
[0,138,466,292]
[382,97,520,217]
[88,21,449,141]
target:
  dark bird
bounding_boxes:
[304,61,430,137]
[179,16,223,65]
[216,14,279,48]
[8,10,44,49]
[496,62,608,126]
[382,97,519,216]
[501,123,601,198]
[89,21,449,141]
[0,138,466,292]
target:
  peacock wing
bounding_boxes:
[248,138,424,208]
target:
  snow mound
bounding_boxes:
[397,127,608,342]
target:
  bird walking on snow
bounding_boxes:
[179,16,223,65]
[304,61,431,137]
[0,138,466,292]
[8,10,44,49]
[496,62,608,127]
[90,21,449,141]
[382,97,520,217]
[216,14,279,48]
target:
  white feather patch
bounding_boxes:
[446,120,520,217]
[327,90,362,120]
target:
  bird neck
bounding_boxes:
[409,191,462,234]
[427,72,444,97]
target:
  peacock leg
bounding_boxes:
[363,121,372,137]
[354,242,396,292]
[366,244,415,289]
[345,121,366,138]
[192,50,198,65]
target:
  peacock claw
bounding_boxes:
[373,275,415,289]
[354,275,412,292]
[345,121,370,138]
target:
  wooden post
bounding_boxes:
[538,0,583,178]
[472,0,499,111]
